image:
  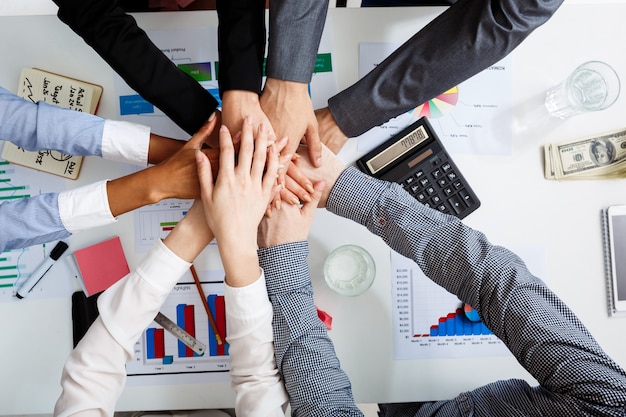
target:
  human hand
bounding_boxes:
[106,116,219,218]
[260,78,322,167]
[221,90,276,145]
[258,182,324,248]
[292,143,345,208]
[196,118,280,285]
[149,117,220,201]
[315,107,349,154]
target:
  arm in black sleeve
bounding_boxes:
[53,0,218,136]
[216,0,266,97]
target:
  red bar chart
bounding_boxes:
[128,275,230,377]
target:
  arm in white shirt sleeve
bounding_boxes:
[54,239,192,417]
[57,180,114,233]
[1,86,150,166]
[225,272,288,417]
[101,120,150,167]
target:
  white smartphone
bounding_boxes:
[605,205,626,315]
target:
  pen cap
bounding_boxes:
[50,241,69,260]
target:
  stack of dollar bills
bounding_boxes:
[544,127,626,180]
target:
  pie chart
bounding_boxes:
[413,86,459,118]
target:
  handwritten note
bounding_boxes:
[1,68,103,179]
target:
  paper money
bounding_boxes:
[544,127,626,180]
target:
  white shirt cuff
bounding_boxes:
[101,120,150,166]
[224,271,271,336]
[58,180,115,233]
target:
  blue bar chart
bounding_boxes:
[127,276,230,377]
[391,251,508,360]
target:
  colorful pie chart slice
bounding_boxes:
[413,86,459,118]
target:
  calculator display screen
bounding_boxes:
[366,125,429,174]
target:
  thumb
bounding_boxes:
[187,113,218,149]
[306,125,323,168]
[195,149,214,200]
[301,181,325,219]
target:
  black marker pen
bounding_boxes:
[15,241,68,299]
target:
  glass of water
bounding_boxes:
[545,61,621,119]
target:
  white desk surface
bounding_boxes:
[2,2,626,414]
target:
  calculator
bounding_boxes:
[356,117,481,219]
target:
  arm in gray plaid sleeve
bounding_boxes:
[326,167,626,417]
[259,242,364,417]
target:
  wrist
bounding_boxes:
[222,90,261,106]
[264,77,308,95]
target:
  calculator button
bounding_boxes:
[442,162,452,172]
[431,195,442,205]
[410,184,420,194]
[443,187,453,196]
[448,195,464,215]
[405,176,415,186]
[431,157,442,166]
[419,177,430,187]
[436,204,448,213]
[437,178,447,188]
[416,192,427,202]
[425,186,436,195]
[447,171,458,181]
[453,180,463,189]
[432,169,442,179]
[459,189,476,207]
[415,170,425,179]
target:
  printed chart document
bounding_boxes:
[0,155,75,302]
[116,20,337,140]
[126,269,230,386]
[357,42,512,156]
[390,244,544,360]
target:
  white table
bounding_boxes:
[2,2,626,414]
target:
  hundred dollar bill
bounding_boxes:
[544,127,626,180]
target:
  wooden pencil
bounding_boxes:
[190,264,223,345]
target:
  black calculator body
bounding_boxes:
[356,117,480,219]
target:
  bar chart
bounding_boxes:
[391,251,508,359]
[134,198,193,252]
[127,276,230,377]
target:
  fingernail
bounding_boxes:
[275,199,281,210]
[301,194,312,203]
[245,116,252,125]
[290,196,300,205]
[208,112,216,122]
[220,125,228,132]
[316,156,322,166]
[305,183,314,193]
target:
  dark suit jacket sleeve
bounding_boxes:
[328,0,564,138]
[216,0,266,97]
[53,0,218,136]
[265,0,329,83]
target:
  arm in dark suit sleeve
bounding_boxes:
[216,0,266,97]
[328,0,564,137]
[53,0,218,136]
[265,0,329,83]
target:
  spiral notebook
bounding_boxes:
[601,207,626,317]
